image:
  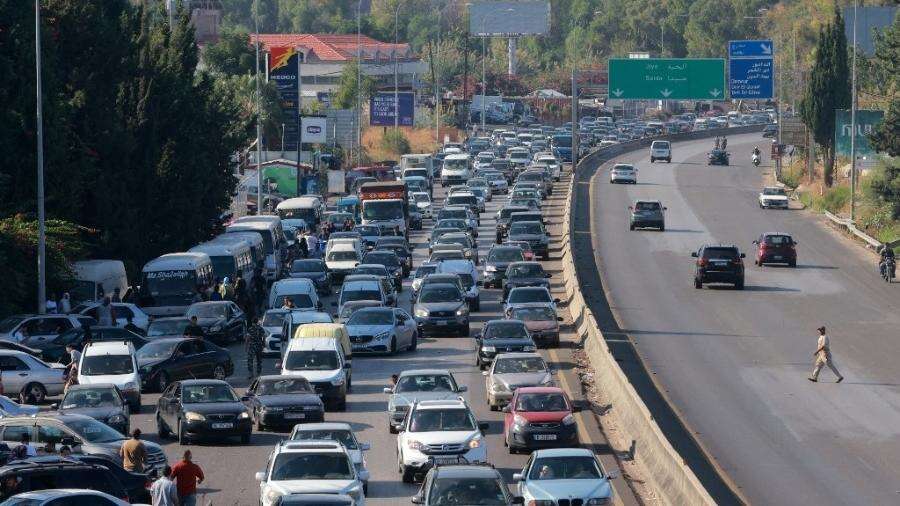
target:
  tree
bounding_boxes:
[800,7,850,187]
[332,59,376,109]
[864,158,900,220]
[203,28,256,75]
[870,99,900,157]
[380,129,411,157]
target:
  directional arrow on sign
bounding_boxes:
[760,43,772,55]
[709,88,722,98]
[611,89,624,97]
[660,89,673,98]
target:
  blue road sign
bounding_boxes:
[370,92,415,126]
[728,40,774,58]
[729,58,773,99]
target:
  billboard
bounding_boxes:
[267,47,301,151]
[469,1,550,36]
[369,92,415,126]
[729,58,773,99]
[608,58,725,100]
[835,109,884,157]
[301,116,327,144]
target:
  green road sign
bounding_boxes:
[608,58,726,100]
[834,109,884,157]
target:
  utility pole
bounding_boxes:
[356,0,363,169]
[394,2,401,130]
[481,18,487,133]
[849,0,858,222]
[34,0,46,314]
[254,0,263,215]
[297,47,303,196]
[572,69,579,167]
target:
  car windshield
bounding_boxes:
[413,193,430,203]
[431,251,464,261]
[509,289,551,304]
[702,248,738,260]
[257,377,313,395]
[271,453,352,480]
[489,249,524,262]
[292,260,325,273]
[515,392,567,412]
[354,266,388,276]
[347,309,393,326]
[396,374,455,392]
[634,202,661,211]
[328,250,359,262]
[262,312,286,328]
[763,188,787,196]
[529,456,602,480]
[484,322,527,339]
[147,319,189,337]
[61,388,121,409]
[363,200,404,221]
[763,235,793,245]
[508,264,543,277]
[284,350,339,371]
[355,226,381,237]
[291,429,358,450]
[552,135,572,147]
[274,294,314,308]
[186,304,227,319]
[341,289,381,303]
[135,340,179,360]
[414,265,438,279]
[363,253,399,268]
[66,417,126,443]
[182,384,239,403]
[511,307,556,321]
[419,286,462,303]
[495,357,546,374]
[430,477,508,506]
[80,354,134,376]
[443,158,468,171]
[409,409,474,432]
[437,236,469,247]
[0,317,26,334]
[510,222,543,236]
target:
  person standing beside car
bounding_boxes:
[96,296,115,326]
[150,465,179,506]
[120,429,147,473]
[171,450,205,506]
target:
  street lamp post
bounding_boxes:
[254,1,263,215]
[34,0,47,313]
[394,1,401,130]
[357,0,363,169]
[849,0,858,222]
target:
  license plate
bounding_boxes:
[773,255,782,260]
[211,423,233,429]
[284,413,305,420]
[533,434,557,441]
[434,457,459,465]
[713,262,728,267]
[436,321,449,326]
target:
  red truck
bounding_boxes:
[359,181,409,236]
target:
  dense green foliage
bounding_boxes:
[0,216,85,316]
[380,129,411,157]
[0,1,250,295]
[800,7,850,186]
[333,60,377,110]
[864,158,900,220]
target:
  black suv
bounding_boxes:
[412,462,521,506]
[0,456,131,501]
[692,245,745,289]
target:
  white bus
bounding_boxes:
[226,217,283,281]
[137,252,213,316]
[189,241,254,286]
[276,196,323,229]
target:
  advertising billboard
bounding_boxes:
[469,1,550,36]
[835,109,884,157]
[268,47,301,150]
[370,92,414,127]
[301,116,327,144]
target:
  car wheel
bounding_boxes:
[240,432,251,444]
[25,383,46,404]
[473,297,481,312]
[409,332,418,352]
[735,280,745,290]
[177,420,188,445]
[659,225,665,232]
[461,324,470,337]
[213,364,226,380]
[156,414,170,439]
[667,158,671,163]
[256,412,266,432]
[629,224,635,231]
[401,465,416,484]
[650,158,655,163]
[157,372,169,392]
[389,424,398,434]
[789,260,797,268]
[694,278,702,289]
[389,337,397,355]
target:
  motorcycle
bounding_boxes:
[881,257,895,283]
[751,152,761,166]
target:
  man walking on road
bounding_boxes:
[150,465,179,506]
[171,449,205,506]
[809,326,844,383]
[119,429,147,472]
[245,322,265,378]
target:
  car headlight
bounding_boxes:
[239,411,251,419]
[492,381,509,393]
[540,374,553,385]
[185,412,206,422]
[415,308,429,318]
[108,414,126,424]
[331,376,345,386]
[264,488,282,504]
[562,414,576,425]
[210,325,222,332]
[407,439,425,451]
[513,414,528,428]
[456,306,469,316]
[523,345,536,352]
[375,331,391,341]
[586,498,611,505]
[123,381,138,391]
[468,437,482,449]
[482,346,496,353]
[484,265,497,272]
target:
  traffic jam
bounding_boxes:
[0,125,617,506]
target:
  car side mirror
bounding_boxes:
[607,470,619,480]
[50,403,58,410]
[358,469,370,482]
[343,363,351,369]
[411,495,424,504]
[663,207,668,210]
[240,395,250,402]
[512,472,524,482]
[61,436,80,447]
[359,442,371,451]
[545,272,552,278]
[332,314,340,319]
[752,240,759,245]
[502,405,511,413]
[383,387,393,394]
[457,385,468,393]
[740,253,746,258]
[553,298,561,304]
[478,422,490,432]
[691,252,698,257]
[255,471,266,482]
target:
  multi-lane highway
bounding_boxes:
[586,132,900,505]
[124,166,613,506]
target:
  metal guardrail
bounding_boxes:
[823,211,885,250]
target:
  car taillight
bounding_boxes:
[698,259,707,267]
[732,258,743,265]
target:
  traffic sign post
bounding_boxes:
[728,40,773,58]
[728,58,773,99]
[607,58,725,100]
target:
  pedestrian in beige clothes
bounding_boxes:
[808,326,844,383]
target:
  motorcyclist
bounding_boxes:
[753,146,761,157]
[879,246,896,278]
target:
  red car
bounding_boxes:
[503,386,578,453]
[753,232,797,267]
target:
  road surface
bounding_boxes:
[587,132,900,505]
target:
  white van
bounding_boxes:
[226,217,283,281]
[441,154,472,187]
[189,241,254,285]
[137,252,214,317]
[281,337,350,410]
[77,340,141,411]
[268,278,321,311]
[212,232,265,274]
[72,260,128,305]
[325,243,361,281]
[325,237,363,258]
[277,196,323,229]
